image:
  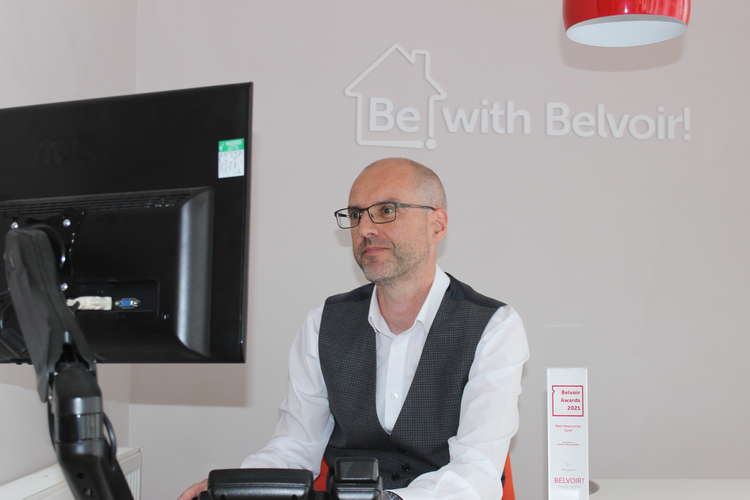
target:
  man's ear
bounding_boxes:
[431,208,448,242]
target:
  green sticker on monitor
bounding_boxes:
[218,138,245,178]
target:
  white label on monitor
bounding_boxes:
[218,138,245,178]
[548,368,589,500]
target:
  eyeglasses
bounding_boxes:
[334,201,436,229]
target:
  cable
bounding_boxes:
[103,412,117,466]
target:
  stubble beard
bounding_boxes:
[354,237,428,286]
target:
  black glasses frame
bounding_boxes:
[334,201,436,229]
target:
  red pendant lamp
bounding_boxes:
[564,0,691,47]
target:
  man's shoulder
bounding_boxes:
[446,274,507,311]
[323,282,374,306]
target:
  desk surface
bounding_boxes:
[592,479,750,500]
[0,448,142,499]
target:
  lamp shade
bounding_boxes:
[564,0,691,47]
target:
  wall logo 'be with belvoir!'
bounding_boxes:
[345,44,445,150]
[345,44,692,149]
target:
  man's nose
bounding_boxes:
[356,213,379,238]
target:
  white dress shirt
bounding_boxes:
[241,266,530,500]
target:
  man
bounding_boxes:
[179,158,529,499]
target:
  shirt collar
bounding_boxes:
[368,265,450,337]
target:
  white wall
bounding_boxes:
[129,1,750,499]
[0,1,136,485]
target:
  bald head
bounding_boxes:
[347,157,448,287]
[356,158,447,209]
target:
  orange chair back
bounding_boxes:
[501,454,515,500]
[313,459,330,491]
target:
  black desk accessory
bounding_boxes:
[196,458,384,500]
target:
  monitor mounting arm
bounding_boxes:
[3,226,133,500]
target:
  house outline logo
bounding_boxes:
[345,44,447,150]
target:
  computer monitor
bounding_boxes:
[0,83,252,363]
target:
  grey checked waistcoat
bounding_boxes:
[319,275,505,489]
